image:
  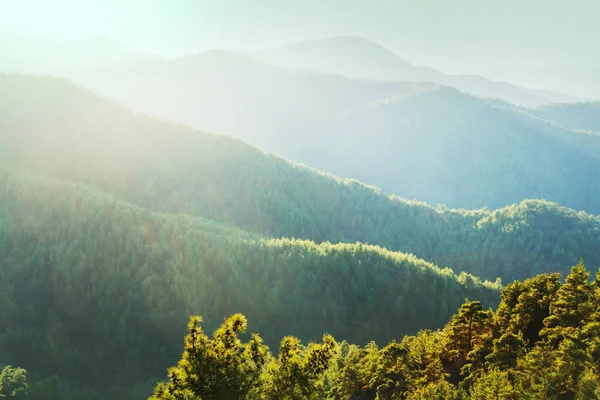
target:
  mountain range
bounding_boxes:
[61,48,600,214]
[3,32,600,399]
[250,36,584,106]
[2,73,600,398]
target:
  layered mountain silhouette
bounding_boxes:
[3,73,600,399]
[250,36,582,106]
[2,73,600,284]
[65,51,600,213]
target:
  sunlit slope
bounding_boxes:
[1,74,600,285]
[0,172,500,399]
[69,50,429,150]
[65,52,600,213]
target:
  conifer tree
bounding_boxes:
[468,368,517,400]
[262,334,337,400]
[542,261,594,345]
[149,314,268,400]
[0,365,28,399]
[443,301,493,381]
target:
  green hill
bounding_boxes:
[2,73,600,400]
[0,172,499,399]
[147,262,600,400]
[1,74,599,285]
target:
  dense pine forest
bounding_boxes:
[149,262,600,400]
[1,74,600,399]
[0,173,498,399]
[4,263,599,399]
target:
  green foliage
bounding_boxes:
[320,262,599,400]
[262,333,336,400]
[2,75,600,399]
[0,174,498,399]
[0,365,27,399]
[468,368,517,400]
[541,262,595,345]
[150,263,600,400]
[150,314,268,400]
[2,74,600,286]
[443,301,493,381]
[406,380,465,400]
[575,367,600,400]
[151,316,335,400]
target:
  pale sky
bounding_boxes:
[1,0,599,76]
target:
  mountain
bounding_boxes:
[300,89,600,213]
[0,74,501,399]
[251,36,439,83]
[529,101,600,132]
[250,36,581,106]
[68,49,420,146]
[1,173,503,400]
[66,55,600,214]
[2,73,600,399]
[2,73,600,285]
[0,32,159,73]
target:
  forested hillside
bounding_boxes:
[2,74,600,399]
[298,88,600,213]
[149,262,600,399]
[60,53,600,213]
[1,74,600,285]
[0,173,499,399]
[530,101,600,132]
[3,2,600,398]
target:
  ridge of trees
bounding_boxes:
[1,74,600,284]
[0,173,499,399]
[152,261,600,399]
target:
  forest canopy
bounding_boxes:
[152,262,600,400]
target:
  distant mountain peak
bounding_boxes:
[250,35,418,82]
[274,35,408,64]
[303,35,395,52]
[251,36,580,107]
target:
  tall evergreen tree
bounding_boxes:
[542,261,594,345]
[150,314,268,400]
